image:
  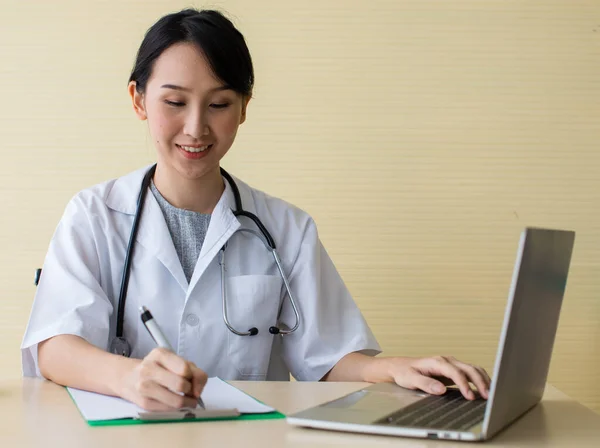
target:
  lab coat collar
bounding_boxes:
[105,165,149,215]
[105,165,240,218]
[187,172,241,296]
[105,165,242,294]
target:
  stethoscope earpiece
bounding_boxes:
[249,327,259,336]
[268,326,280,335]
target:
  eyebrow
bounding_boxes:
[160,84,233,93]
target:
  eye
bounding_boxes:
[210,103,230,109]
[164,100,185,107]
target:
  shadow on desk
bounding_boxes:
[492,400,599,445]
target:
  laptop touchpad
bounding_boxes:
[319,386,427,419]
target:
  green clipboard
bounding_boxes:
[66,379,286,426]
[86,409,286,427]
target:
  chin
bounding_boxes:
[175,162,219,181]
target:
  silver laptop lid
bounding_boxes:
[482,227,575,439]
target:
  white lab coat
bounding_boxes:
[22,165,381,380]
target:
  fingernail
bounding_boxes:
[468,390,475,400]
[432,384,445,394]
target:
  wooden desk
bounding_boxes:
[1,379,599,447]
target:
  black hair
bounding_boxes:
[129,9,254,97]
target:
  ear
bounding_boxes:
[239,95,251,125]
[128,81,147,120]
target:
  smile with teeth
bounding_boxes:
[177,144,211,153]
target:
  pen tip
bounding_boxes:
[139,306,148,313]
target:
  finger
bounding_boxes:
[137,379,198,409]
[400,368,447,395]
[148,362,193,395]
[149,348,193,378]
[451,360,489,399]
[188,363,208,398]
[417,357,475,400]
[469,365,492,390]
[476,366,492,388]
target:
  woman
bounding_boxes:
[22,8,490,411]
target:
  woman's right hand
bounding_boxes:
[120,348,208,411]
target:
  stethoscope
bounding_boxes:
[34,164,301,358]
[109,164,302,356]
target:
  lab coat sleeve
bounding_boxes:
[280,218,382,381]
[21,194,113,377]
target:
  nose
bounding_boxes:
[183,108,210,139]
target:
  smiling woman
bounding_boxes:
[127,10,253,213]
[20,8,490,413]
[128,41,250,214]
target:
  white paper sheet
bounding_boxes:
[67,377,275,421]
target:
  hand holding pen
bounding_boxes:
[139,306,207,409]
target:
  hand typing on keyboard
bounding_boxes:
[375,355,490,400]
[323,353,490,401]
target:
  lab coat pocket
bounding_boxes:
[226,275,282,379]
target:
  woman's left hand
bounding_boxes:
[325,352,491,400]
[380,355,491,400]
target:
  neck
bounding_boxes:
[153,164,225,214]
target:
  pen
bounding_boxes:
[140,306,206,409]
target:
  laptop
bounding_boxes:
[287,227,575,442]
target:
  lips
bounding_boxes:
[177,144,211,153]
[175,143,213,160]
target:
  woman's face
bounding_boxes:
[129,42,249,181]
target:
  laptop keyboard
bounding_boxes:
[374,389,487,431]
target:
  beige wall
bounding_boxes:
[1,0,599,412]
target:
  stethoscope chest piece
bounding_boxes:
[110,336,131,357]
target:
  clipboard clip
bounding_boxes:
[137,407,240,421]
